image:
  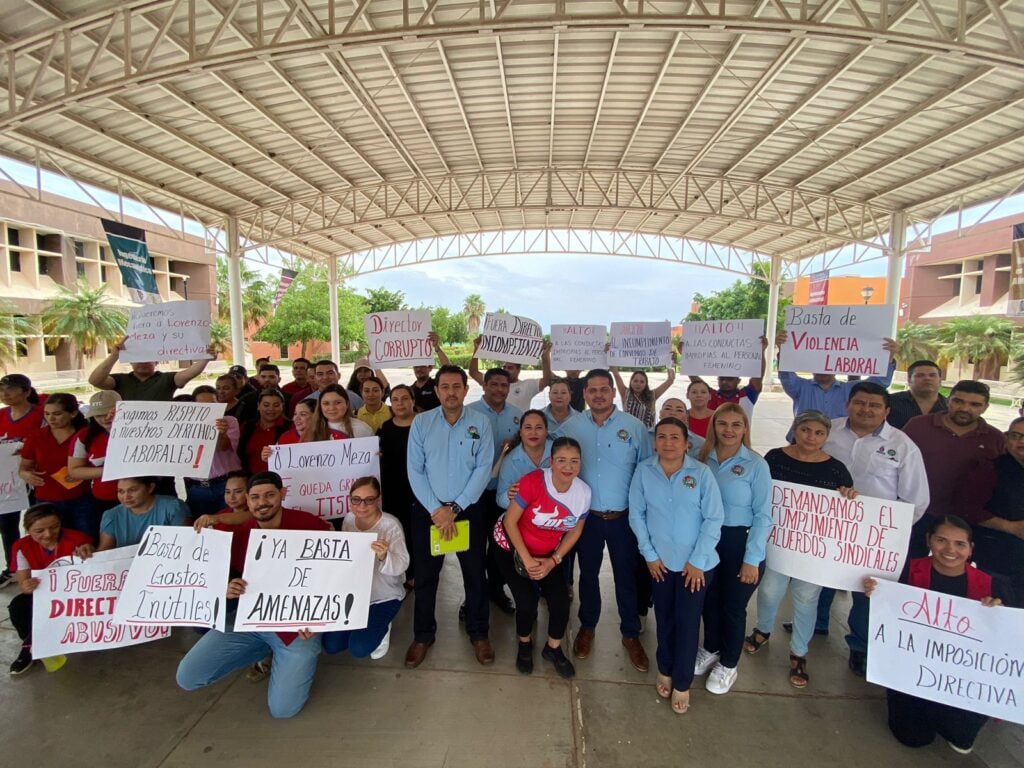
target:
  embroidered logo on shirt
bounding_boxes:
[731,465,744,476]
[513,416,520,425]
[617,429,629,442]
[683,475,697,488]
[468,425,480,439]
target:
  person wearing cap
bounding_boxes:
[66,390,122,541]
[0,373,46,443]
[88,337,213,401]
[216,373,255,423]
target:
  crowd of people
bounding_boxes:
[1,332,1021,754]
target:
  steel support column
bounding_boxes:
[226,217,246,366]
[764,253,783,388]
[328,257,341,363]
[887,211,907,338]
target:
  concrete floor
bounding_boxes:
[3,389,1022,767]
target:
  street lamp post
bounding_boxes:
[861,285,875,305]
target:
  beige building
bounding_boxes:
[0,180,215,374]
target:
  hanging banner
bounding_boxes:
[103,400,226,480]
[608,321,673,368]
[475,312,544,365]
[0,441,30,515]
[779,305,895,376]
[1009,223,1024,317]
[113,526,233,632]
[120,300,213,362]
[766,480,912,591]
[101,219,160,304]
[867,580,1024,725]
[808,270,830,305]
[273,268,298,311]
[550,324,607,370]
[364,310,434,367]
[234,529,377,633]
[31,547,171,659]
[680,319,764,377]
[267,436,380,519]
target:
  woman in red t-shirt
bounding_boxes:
[238,389,290,473]
[685,380,713,438]
[260,400,314,470]
[67,390,122,542]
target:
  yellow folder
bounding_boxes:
[430,520,470,555]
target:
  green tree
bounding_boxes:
[216,257,274,329]
[892,322,940,369]
[425,306,469,344]
[686,261,790,328]
[0,301,36,372]
[39,282,127,369]
[463,293,485,335]
[934,315,1017,380]
[208,320,232,359]
[364,287,407,314]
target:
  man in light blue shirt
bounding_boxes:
[561,369,653,672]
[405,365,495,669]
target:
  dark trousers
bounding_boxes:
[701,526,764,668]
[972,526,1024,608]
[8,591,31,644]
[886,688,988,751]
[908,516,932,560]
[0,510,20,574]
[493,542,570,640]
[652,568,713,692]
[844,592,870,654]
[185,477,229,519]
[576,513,642,637]
[410,501,489,642]
[481,489,508,600]
[46,497,93,541]
[635,556,652,616]
[816,586,836,632]
[323,599,401,657]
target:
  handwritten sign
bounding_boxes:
[680,319,764,377]
[0,441,29,514]
[779,305,894,376]
[103,400,226,481]
[31,547,171,658]
[121,300,213,362]
[550,324,607,370]
[365,310,434,367]
[867,580,1024,725]
[235,529,376,633]
[268,437,380,519]
[113,526,232,632]
[476,312,544,365]
[766,481,912,591]
[608,321,672,368]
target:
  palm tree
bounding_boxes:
[893,322,940,368]
[208,320,231,359]
[216,257,273,328]
[0,300,36,372]
[463,293,485,335]
[933,315,1016,380]
[39,282,127,369]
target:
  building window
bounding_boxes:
[101,265,108,282]
[9,251,21,272]
[7,227,19,246]
[76,261,86,277]
[37,255,49,276]
[72,240,85,258]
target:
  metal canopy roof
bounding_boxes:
[2,0,1023,270]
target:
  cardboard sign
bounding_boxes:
[234,529,376,633]
[121,300,213,362]
[103,400,226,480]
[476,312,544,365]
[608,321,672,368]
[31,547,171,659]
[766,481,912,591]
[365,310,434,367]
[867,580,1024,725]
[779,305,894,376]
[113,526,233,632]
[0,441,29,515]
[550,324,607,370]
[680,319,764,377]
[268,437,380,519]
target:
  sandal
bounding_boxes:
[655,673,671,699]
[246,658,271,682]
[743,629,770,654]
[789,654,809,689]
[670,689,690,714]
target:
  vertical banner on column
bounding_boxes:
[267,437,380,519]
[808,270,830,305]
[364,310,434,366]
[101,219,160,304]
[550,324,607,369]
[475,312,544,365]
[0,441,29,514]
[608,321,672,368]
[120,300,213,362]
[779,305,895,376]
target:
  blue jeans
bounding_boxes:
[51,497,96,543]
[185,477,229,519]
[576,513,641,637]
[844,591,870,654]
[754,568,821,657]
[176,625,322,718]
[323,600,401,657]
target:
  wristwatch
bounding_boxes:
[447,502,463,517]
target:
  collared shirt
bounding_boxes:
[824,418,930,523]
[886,390,948,430]
[356,404,392,434]
[779,360,896,419]
[496,442,552,509]
[704,445,773,565]
[561,407,652,511]
[541,405,581,440]
[628,454,724,571]
[507,378,541,412]
[467,398,523,489]
[647,426,704,460]
[407,406,494,513]
[708,384,760,419]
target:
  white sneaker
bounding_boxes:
[370,628,391,660]
[693,647,719,676]
[706,663,738,695]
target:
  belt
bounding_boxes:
[185,474,229,488]
[589,509,627,521]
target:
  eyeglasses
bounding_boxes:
[349,495,379,507]
[552,457,581,467]
[1007,431,1024,442]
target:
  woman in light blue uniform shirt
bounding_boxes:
[693,403,772,695]
[650,398,704,459]
[497,410,552,509]
[629,417,724,715]
[541,379,579,440]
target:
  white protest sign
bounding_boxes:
[31,546,171,658]
[365,310,434,367]
[779,305,895,376]
[120,300,213,362]
[608,321,672,368]
[235,529,376,633]
[475,312,544,365]
[766,480,912,591]
[0,441,29,514]
[680,319,764,377]
[103,400,226,480]
[550,324,607,369]
[268,436,380,519]
[113,526,233,632]
[867,580,1024,725]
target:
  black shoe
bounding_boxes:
[782,622,829,637]
[9,647,34,675]
[491,594,515,616]
[0,570,13,589]
[458,603,466,622]
[848,650,867,677]
[516,641,534,674]
[542,644,576,679]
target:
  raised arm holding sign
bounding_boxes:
[120,300,214,363]
[607,321,672,368]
